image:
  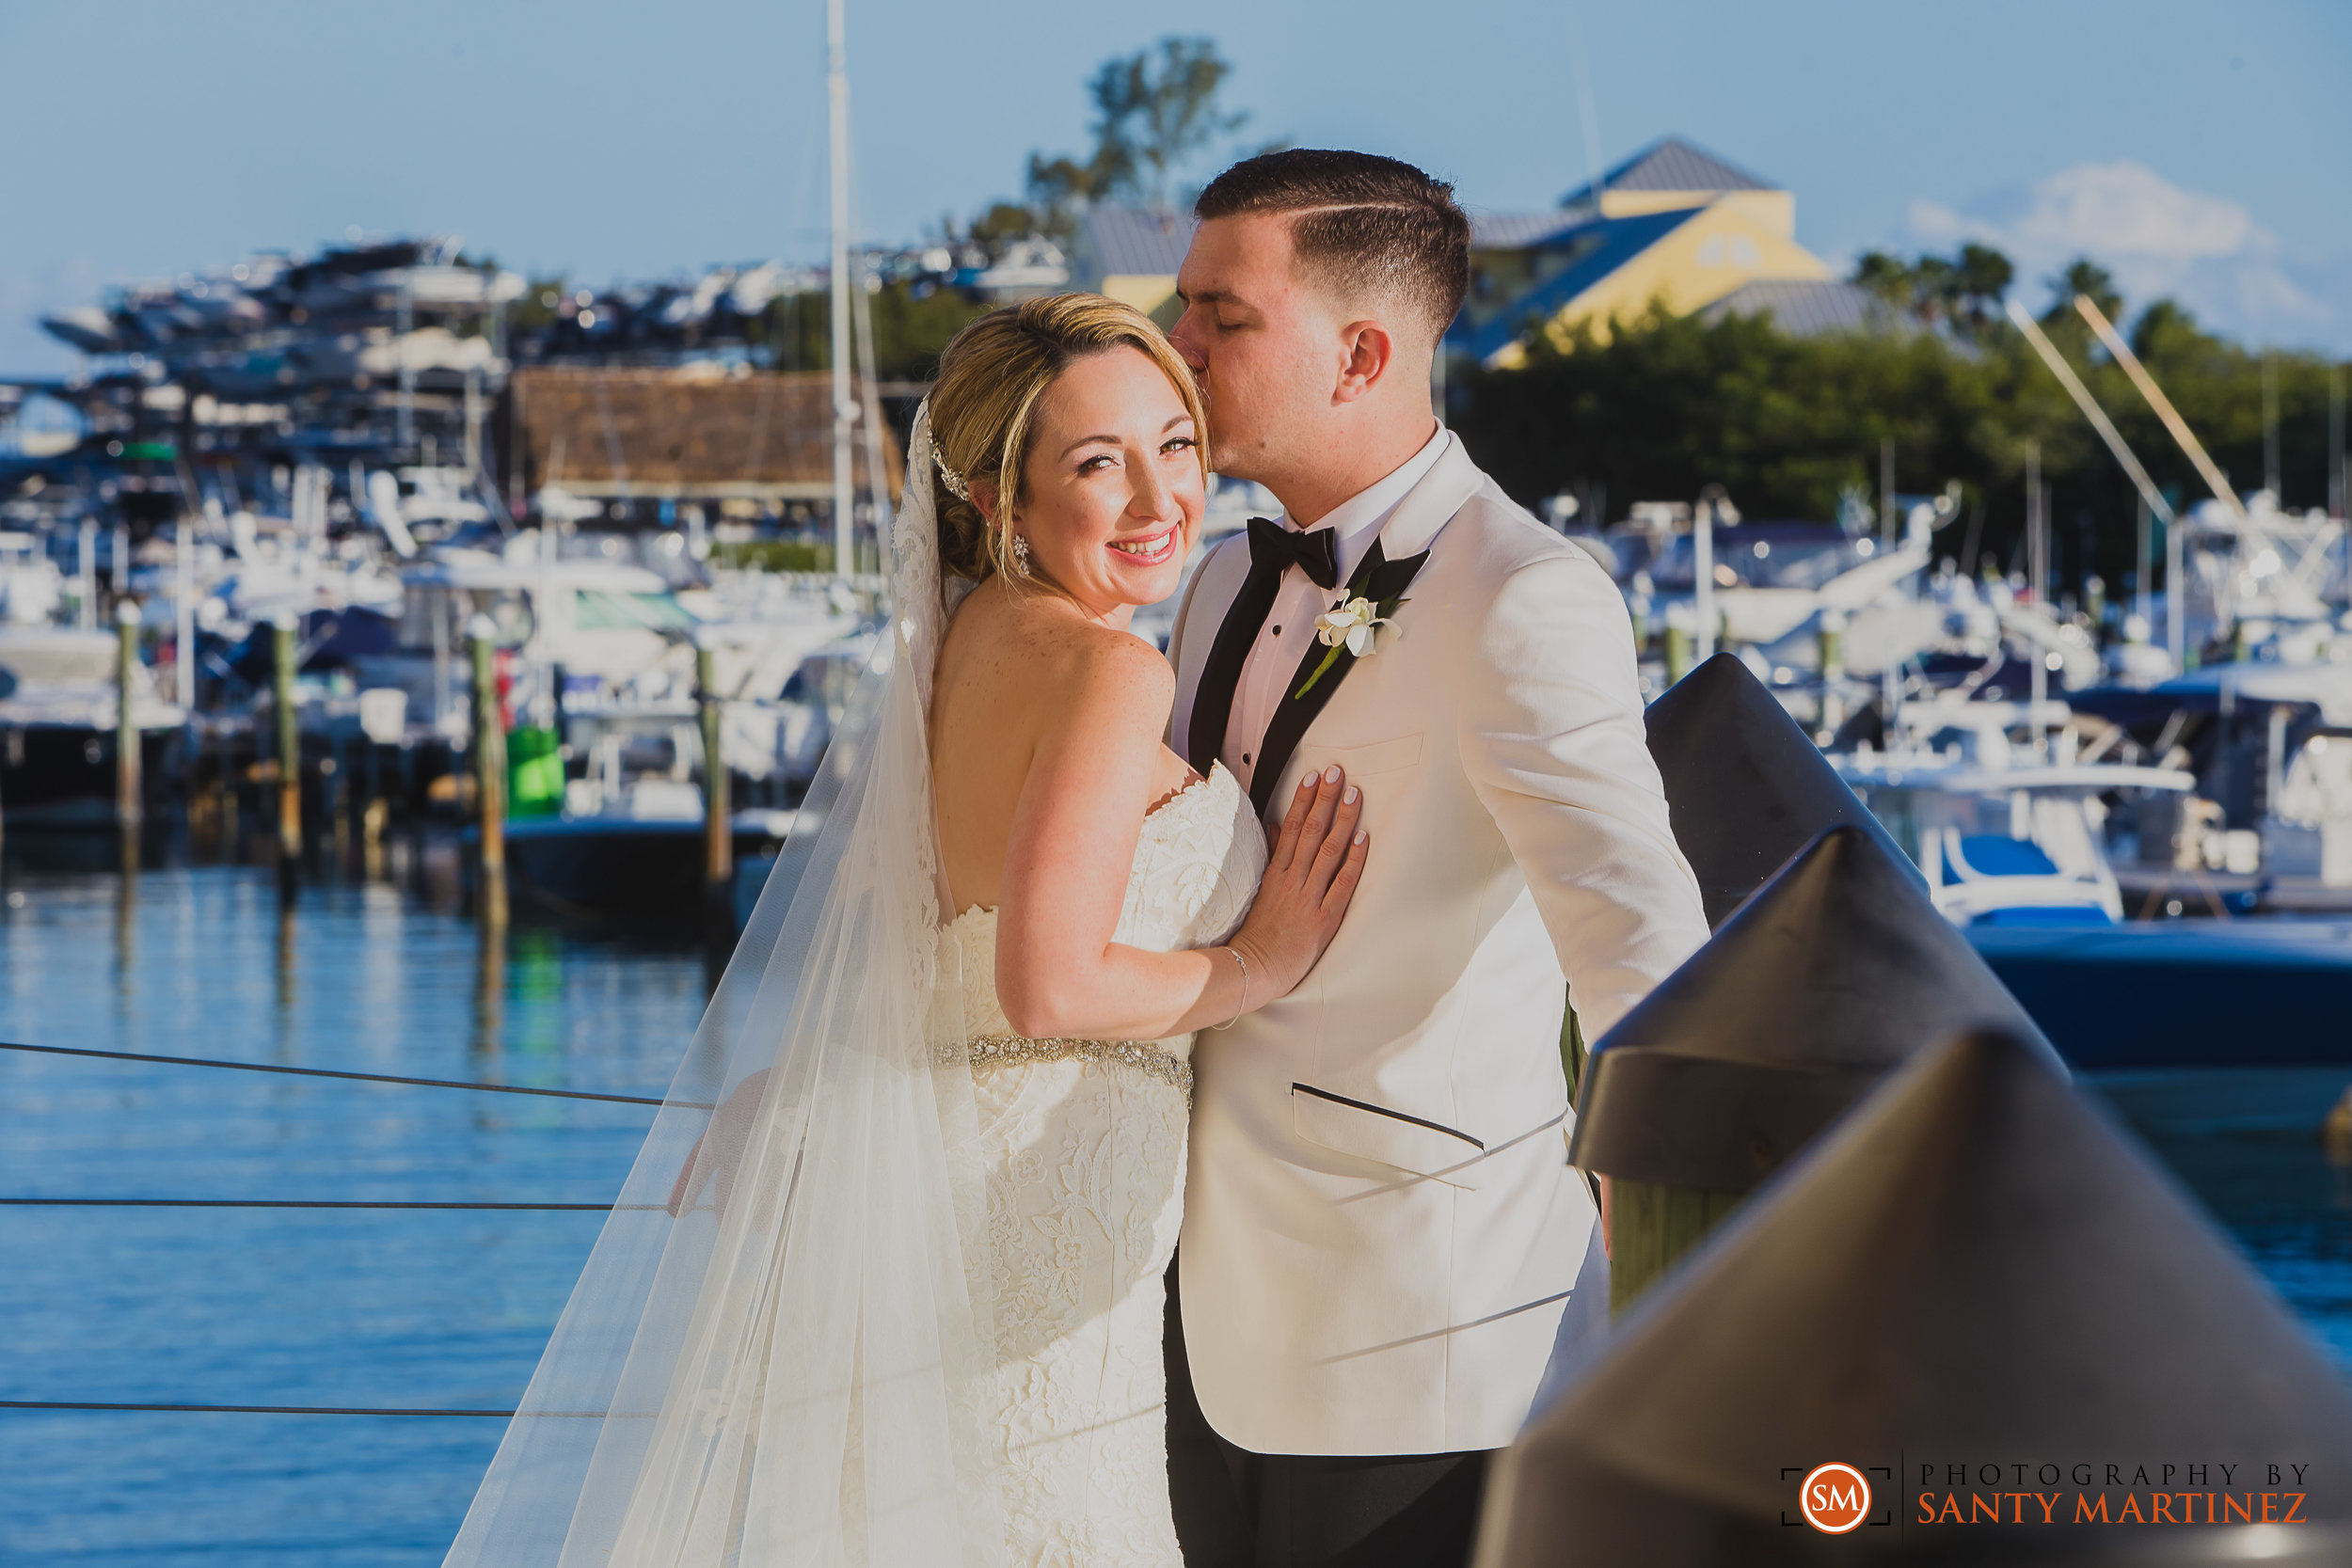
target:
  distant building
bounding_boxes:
[1451,137,1843,368]
[1697,278,1909,337]
[1044,142,1878,363]
[1067,207,1194,325]
[504,366,901,507]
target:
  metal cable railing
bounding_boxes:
[0,1038,691,1107]
[0,1197,646,1211]
[1,1400,532,1417]
[0,1035,700,1418]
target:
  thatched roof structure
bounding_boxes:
[506,366,901,502]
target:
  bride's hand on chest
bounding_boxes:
[1228,766,1371,1003]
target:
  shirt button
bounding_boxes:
[1272,625,1281,635]
[1243,752,1252,765]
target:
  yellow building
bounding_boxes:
[1454,137,1840,367]
[1067,206,1193,328]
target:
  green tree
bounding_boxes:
[2129,298,2211,362]
[1850,244,2013,341]
[965,202,1040,249]
[1451,301,2341,599]
[755,282,986,382]
[1851,250,1915,306]
[1017,36,1249,234]
[2048,258,2122,328]
[1952,243,2014,334]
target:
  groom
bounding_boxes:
[1160,150,1710,1565]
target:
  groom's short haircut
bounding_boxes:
[1194,149,1470,347]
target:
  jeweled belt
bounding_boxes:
[954,1034,1192,1103]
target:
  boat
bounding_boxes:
[1834,697,2195,927]
[499,784,799,920]
[0,531,183,829]
[0,622,182,828]
[2070,659,2352,914]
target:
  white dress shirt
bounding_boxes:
[1220,425,1452,795]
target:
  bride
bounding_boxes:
[444,294,1370,1568]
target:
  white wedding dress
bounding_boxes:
[443,411,1257,1568]
[941,761,1265,1566]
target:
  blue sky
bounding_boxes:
[3,0,2346,374]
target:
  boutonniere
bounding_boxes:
[1295,594,1407,698]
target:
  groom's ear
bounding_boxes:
[1332,319,1398,405]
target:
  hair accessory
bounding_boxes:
[1009,533,1033,577]
[934,453,973,504]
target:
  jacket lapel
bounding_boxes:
[1184,537,1280,777]
[1241,436,1486,817]
[1247,544,1428,816]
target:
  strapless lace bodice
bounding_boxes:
[945,761,1263,1567]
[939,761,1265,1056]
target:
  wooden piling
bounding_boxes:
[1563,986,1748,1317]
[698,642,731,899]
[361,736,386,879]
[1607,1180,1747,1312]
[469,616,507,928]
[115,600,142,845]
[216,719,239,860]
[1816,606,1847,736]
[273,617,301,876]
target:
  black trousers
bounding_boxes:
[1165,1259,1493,1568]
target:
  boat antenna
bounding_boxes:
[2072,294,2247,525]
[1567,2,1605,213]
[827,0,857,583]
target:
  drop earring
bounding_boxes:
[1010,533,1032,578]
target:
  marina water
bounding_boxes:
[2,859,2348,1564]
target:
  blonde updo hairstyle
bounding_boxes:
[926,293,1210,586]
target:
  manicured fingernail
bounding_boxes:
[1298,775,1314,793]
[1323,766,1341,784]
[1354,829,1367,845]
[1343,786,1359,804]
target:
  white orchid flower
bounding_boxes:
[1314,596,1398,657]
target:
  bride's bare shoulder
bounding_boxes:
[941,585,1171,730]
[1035,614,1174,721]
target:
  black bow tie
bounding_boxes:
[1246,515,1341,592]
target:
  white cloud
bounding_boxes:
[1902,161,2344,351]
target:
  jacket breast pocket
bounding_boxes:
[1290,1083,1485,1190]
[1296,733,1423,780]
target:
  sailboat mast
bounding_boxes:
[827,0,855,581]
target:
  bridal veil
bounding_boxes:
[444,408,1009,1567]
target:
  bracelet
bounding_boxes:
[1210,945,1248,1031]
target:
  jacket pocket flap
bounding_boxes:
[1291,1083,1485,1190]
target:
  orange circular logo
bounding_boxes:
[1800,1462,1870,1533]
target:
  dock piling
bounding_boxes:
[272,614,300,888]
[698,641,731,903]
[115,600,142,849]
[469,616,507,928]
[1485,1030,2352,1564]
[1573,825,2058,1308]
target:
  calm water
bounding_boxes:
[1,862,2348,1563]
[0,863,705,1565]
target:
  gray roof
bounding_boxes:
[1561,136,1774,206]
[1078,206,1194,277]
[1697,279,1911,337]
[1470,211,1585,249]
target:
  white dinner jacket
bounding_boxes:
[1167,437,1708,1456]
